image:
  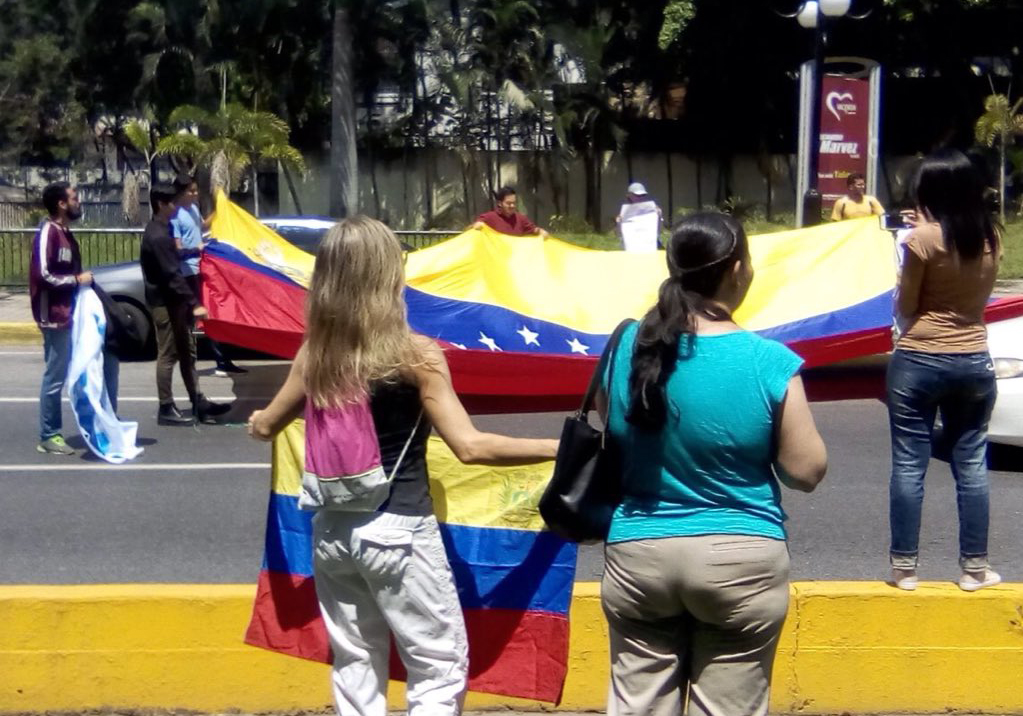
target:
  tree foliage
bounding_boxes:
[158,101,306,214]
[975,93,1023,222]
[0,0,1021,221]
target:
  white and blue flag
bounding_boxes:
[68,287,143,464]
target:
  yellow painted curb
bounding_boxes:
[2,582,1023,713]
[0,322,40,343]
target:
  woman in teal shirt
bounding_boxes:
[599,213,827,716]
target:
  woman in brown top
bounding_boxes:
[888,149,1001,592]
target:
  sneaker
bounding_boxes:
[37,435,75,455]
[157,403,195,426]
[215,362,247,376]
[890,568,918,591]
[958,569,1001,592]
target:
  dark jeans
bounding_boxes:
[886,349,996,571]
[153,303,198,407]
[40,326,120,441]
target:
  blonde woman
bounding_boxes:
[247,216,558,716]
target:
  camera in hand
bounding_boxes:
[881,212,910,231]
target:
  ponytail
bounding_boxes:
[626,278,694,430]
[625,212,746,432]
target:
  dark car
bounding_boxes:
[91,217,337,359]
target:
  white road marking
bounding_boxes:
[0,396,259,403]
[0,463,271,472]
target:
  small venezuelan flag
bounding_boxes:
[244,421,575,703]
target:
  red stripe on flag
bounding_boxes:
[200,252,306,359]
[246,570,570,703]
[245,570,329,662]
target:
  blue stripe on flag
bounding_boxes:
[755,290,894,345]
[205,241,307,289]
[263,493,577,614]
[405,286,895,356]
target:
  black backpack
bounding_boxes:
[92,283,147,359]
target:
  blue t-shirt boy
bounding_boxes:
[170,205,204,277]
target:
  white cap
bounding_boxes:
[627,182,648,196]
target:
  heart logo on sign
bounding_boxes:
[826,91,854,122]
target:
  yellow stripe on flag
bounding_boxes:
[272,426,554,532]
[209,191,316,288]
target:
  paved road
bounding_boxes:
[1,347,1021,585]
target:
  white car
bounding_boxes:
[985,314,1023,447]
[804,313,1023,448]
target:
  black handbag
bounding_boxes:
[539,319,635,543]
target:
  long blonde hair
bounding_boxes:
[304,216,421,407]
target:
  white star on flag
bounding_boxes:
[567,337,590,355]
[517,325,540,347]
[451,343,467,350]
[478,332,502,352]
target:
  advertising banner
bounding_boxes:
[817,75,871,210]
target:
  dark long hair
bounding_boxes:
[912,149,999,260]
[626,212,748,431]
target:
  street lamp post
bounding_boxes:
[797,0,851,226]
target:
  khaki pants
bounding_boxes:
[153,303,198,407]
[602,534,790,716]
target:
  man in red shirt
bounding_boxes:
[471,186,549,238]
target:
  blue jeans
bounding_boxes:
[40,327,120,441]
[887,350,996,571]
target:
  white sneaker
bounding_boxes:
[958,569,1001,592]
[891,568,918,591]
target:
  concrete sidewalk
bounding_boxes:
[0,288,29,323]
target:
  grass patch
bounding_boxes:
[999,221,1023,279]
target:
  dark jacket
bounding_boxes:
[140,218,197,309]
[92,283,147,359]
[29,220,81,328]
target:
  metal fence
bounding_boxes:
[0,228,457,287]
[0,228,143,287]
[0,201,146,229]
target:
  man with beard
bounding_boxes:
[30,182,105,454]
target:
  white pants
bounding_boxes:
[312,510,469,716]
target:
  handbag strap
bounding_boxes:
[580,318,636,416]
[387,409,424,480]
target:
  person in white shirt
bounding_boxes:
[616,182,663,252]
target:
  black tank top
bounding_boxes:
[370,380,434,516]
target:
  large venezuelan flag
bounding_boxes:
[202,193,1023,411]
[244,422,574,702]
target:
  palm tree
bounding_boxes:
[549,15,627,232]
[331,0,358,218]
[975,93,1023,224]
[157,103,306,216]
[120,118,160,220]
[124,0,217,116]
